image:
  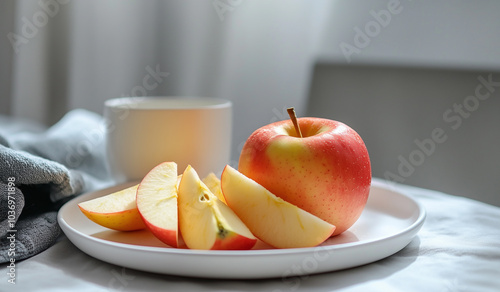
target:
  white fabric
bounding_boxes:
[3,179,499,291]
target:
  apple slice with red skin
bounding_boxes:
[178,165,257,250]
[78,184,146,231]
[221,165,336,249]
[136,162,179,248]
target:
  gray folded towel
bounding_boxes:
[0,109,113,263]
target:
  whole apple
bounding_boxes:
[238,117,371,236]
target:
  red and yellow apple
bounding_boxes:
[136,161,179,247]
[78,184,146,231]
[221,165,335,248]
[238,116,371,235]
[178,165,257,250]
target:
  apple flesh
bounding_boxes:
[78,184,146,231]
[178,165,257,250]
[238,117,371,235]
[136,162,179,247]
[202,172,226,204]
[221,165,336,248]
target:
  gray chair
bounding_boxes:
[306,62,500,206]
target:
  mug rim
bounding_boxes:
[104,96,232,110]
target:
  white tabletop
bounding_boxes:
[3,179,500,292]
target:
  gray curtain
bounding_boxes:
[0,0,331,162]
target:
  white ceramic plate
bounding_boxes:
[58,179,425,279]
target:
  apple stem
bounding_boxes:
[287,107,303,138]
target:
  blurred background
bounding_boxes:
[1,0,499,206]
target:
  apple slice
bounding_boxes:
[221,165,336,249]
[78,184,146,231]
[178,165,257,250]
[136,162,179,248]
[202,172,226,204]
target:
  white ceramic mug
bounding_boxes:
[104,97,232,182]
